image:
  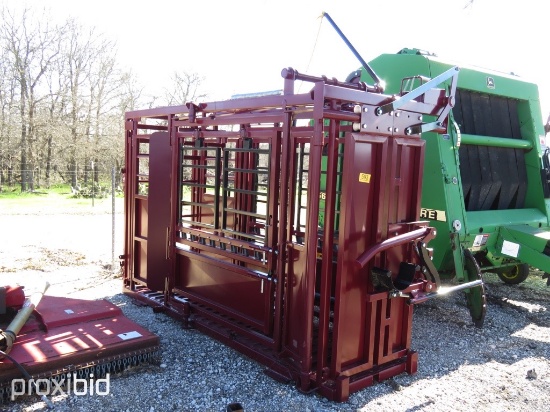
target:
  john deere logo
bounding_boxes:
[486,77,495,89]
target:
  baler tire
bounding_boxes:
[464,249,487,328]
[496,263,529,285]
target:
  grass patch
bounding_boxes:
[0,184,123,213]
[0,183,72,198]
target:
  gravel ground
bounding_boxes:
[1,199,550,411]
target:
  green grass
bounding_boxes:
[0,183,72,198]
[0,184,124,212]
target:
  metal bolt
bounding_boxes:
[388,127,392,132]
[418,115,423,121]
[452,177,458,184]
[362,123,368,129]
[363,107,369,112]
[452,220,462,231]
[394,128,399,133]
[395,111,400,117]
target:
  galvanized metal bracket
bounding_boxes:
[375,66,459,116]
[367,66,460,136]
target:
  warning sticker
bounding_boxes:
[501,240,520,258]
[359,173,371,183]
[472,234,490,250]
[420,208,447,222]
[118,331,143,341]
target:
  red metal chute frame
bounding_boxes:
[122,66,460,401]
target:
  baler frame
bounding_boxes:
[359,48,550,326]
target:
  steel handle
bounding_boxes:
[409,279,483,304]
[355,227,432,271]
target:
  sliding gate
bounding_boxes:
[174,135,278,336]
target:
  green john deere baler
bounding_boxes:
[352,48,550,325]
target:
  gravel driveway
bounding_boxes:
[1,199,550,411]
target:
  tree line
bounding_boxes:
[0,5,205,192]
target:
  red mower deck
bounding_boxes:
[0,295,159,402]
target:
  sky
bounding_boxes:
[5,0,550,118]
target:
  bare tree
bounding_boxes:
[164,71,207,106]
[59,19,99,189]
[119,71,145,113]
[88,45,125,185]
[0,46,19,189]
[42,54,70,188]
[0,4,206,192]
[57,20,133,190]
[0,6,65,191]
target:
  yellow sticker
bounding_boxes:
[359,173,371,183]
[420,208,447,222]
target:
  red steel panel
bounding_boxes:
[332,133,388,373]
[330,133,421,383]
[282,245,308,358]
[174,252,269,331]
[146,132,172,292]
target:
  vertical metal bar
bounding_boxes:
[266,131,279,341]
[235,142,243,237]
[316,116,339,384]
[111,166,115,273]
[252,146,259,238]
[264,142,272,246]
[295,144,305,236]
[242,144,250,237]
[199,147,206,225]
[214,147,221,229]
[190,146,197,229]
[123,119,135,288]
[276,114,293,351]
[177,144,183,228]
[167,115,178,303]
[299,81,325,390]
[224,147,230,234]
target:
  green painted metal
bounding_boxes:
[494,225,550,273]
[357,48,550,285]
[460,134,533,149]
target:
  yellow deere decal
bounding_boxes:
[420,208,447,222]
